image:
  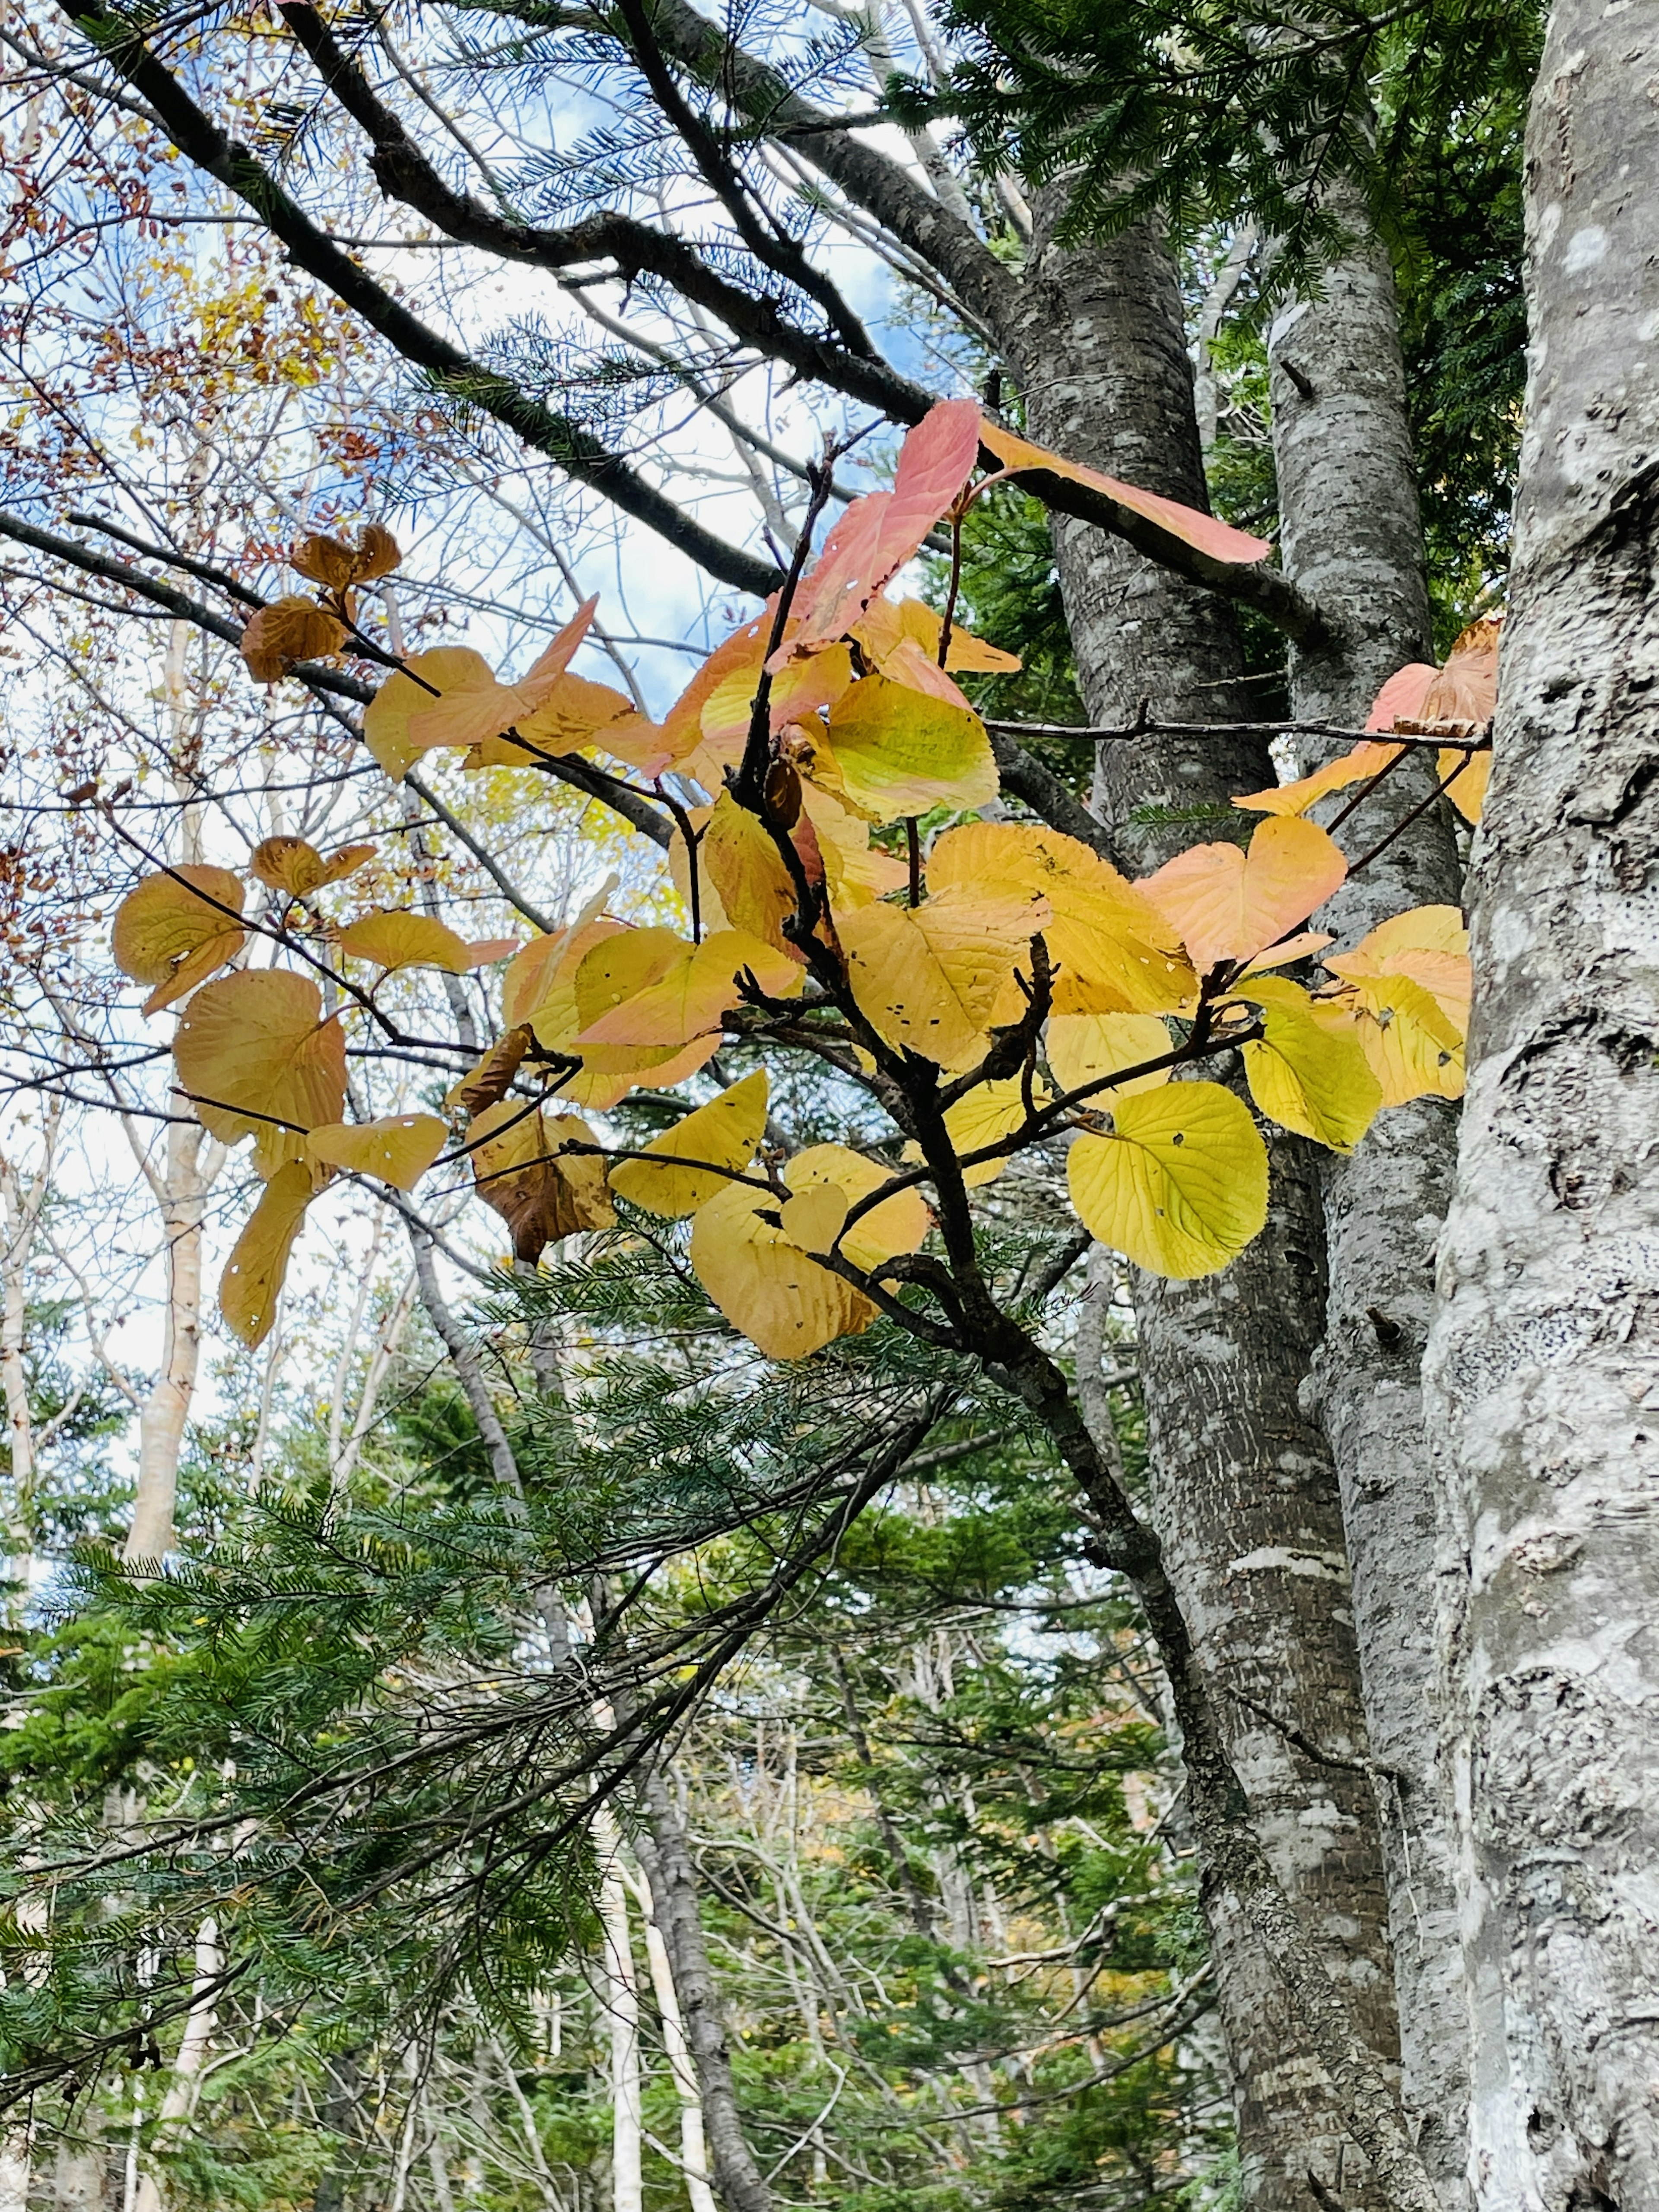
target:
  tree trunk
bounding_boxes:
[631,1863,720,2212]
[1424,8,1659,2203]
[125,1122,216,1564]
[1267,200,1471,2204]
[632,1767,773,2212]
[1002,207,1398,2211]
[594,1813,643,2212]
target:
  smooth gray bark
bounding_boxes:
[1424,8,1659,2205]
[632,1768,774,2212]
[1004,209,1398,2212]
[1268,205,1471,2204]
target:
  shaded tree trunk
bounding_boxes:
[1001,207,1398,2211]
[1424,8,1659,2203]
[632,1767,773,2212]
[1267,198,1470,2204]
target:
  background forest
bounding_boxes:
[0,5,1639,2212]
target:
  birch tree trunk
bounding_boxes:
[632,1767,773,2212]
[1003,209,1398,2210]
[629,1864,719,2212]
[1267,202,1471,2202]
[1424,9,1659,2203]
[125,1121,218,1564]
[594,1820,643,2212]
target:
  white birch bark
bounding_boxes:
[0,1128,52,1610]
[1424,8,1659,2205]
[1267,195,1471,2203]
[594,1808,644,2212]
[124,1121,219,1565]
[132,1919,222,2212]
[627,1864,719,2212]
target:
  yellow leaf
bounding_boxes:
[699,792,801,957]
[785,1144,930,1272]
[404,598,603,757]
[220,1162,313,1348]
[251,837,375,897]
[1141,816,1348,971]
[112,866,246,1016]
[1239,930,1332,976]
[464,671,640,768]
[799,785,909,909]
[335,910,477,973]
[609,1071,769,1218]
[364,647,499,781]
[697,641,853,789]
[174,971,346,1179]
[502,911,724,1105]
[778,1181,849,1254]
[925,1074,1047,1187]
[1233,977,1382,1151]
[927,823,1194,1015]
[852,596,1020,676]
[1325,905,1470,1031]
[1234,740,1403,818]
[818,675,998,824]
[1326,974,1465,1107]
[307,1114,448,1191]
[575,927,801,1050]
[1067,1082,1268,1279]
[240,596,346,684]
[690,1177,875,1360]
[667,809,732,935]
[1047,1013,1173,1098]
[467,1101,616,1260]
[1439,747,1491,823]
[840,889,1049,1072]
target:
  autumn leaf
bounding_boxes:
[1067,1082,1268,1278]
[852,596,1020,677]
[292,521,401,588]
[173,970,346,1179]
[334,910,480,973]
[1438,748,1491,824]
[783,399,983,654]
[251,836,375,897]
[307,1114,448,1191]
[574,926,801,1050]
[978,417,1271,565]
[699,793,802,958]
[1047,1013,1173,1098]
[840,888,1049,1072]
[365,647,500,781]
[784,1144,931,1271]
[467,1101,616,1260]
[112,865,247,1015]
[465,670,640,769]
[816,675,998,823]
[609,1070,769,1217]
[1362,619,1500,821]
[690,1177,875,1360]
[450,1025,534,1115]
[1324,905,1470,1031]
[240,595,347,683]
[1141,816,1348,971]
[800,784,909,909]
[1234,741,1404,819]
[904,1075,1048,1188]
[1321,974,1465,1107]
[1365,663,1440,731]
[1231,977,1382,1152]
[928,824,1194,1015]
[220,1161,315,1349]
[502,911,722,1106]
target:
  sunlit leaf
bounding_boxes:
[220,1160,315,1349]
[1047,1013,1173,1098]
[174,970,346,1179]
[292,522,401,587]
[1438,747,1491,823]
[840,889,1048,1072]
[465,670,640,768]
[700,793,802,958]
[928,823,1194,1014]
[334,910,479,973]
[979,417,1271,565]
[800,784,909,909]
[574,927,801,1050]
[785,1143,931,1271]
[112,865,247,1015]
[784,399,983,652]
[852,596,1021,676]
[1325,905,1470,1031]
[1233,977,1382,1151]
[1322,974,1465,1107]
[1233,740,1403,818]
[1067,1082,1268,1278]
[690,1178,875,1360]
[365,647,499,781]
[307,1114,448,1191]
[1141,816,1348,971]
[817,675,998,823]
[609,1070,770,1218]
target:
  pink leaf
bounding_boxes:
[1364,663,1438,732]
[979,418,1270,566]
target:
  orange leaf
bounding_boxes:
[240,596,346,683]
[251,837,376,896]
[174,970,346,1179]
[1234,741,1403,818]
[783,399,983,653]
[1141,817,1348,971]
[978,418,1270,565]
[852,596,1020,676]
[467,1101,616,1260]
